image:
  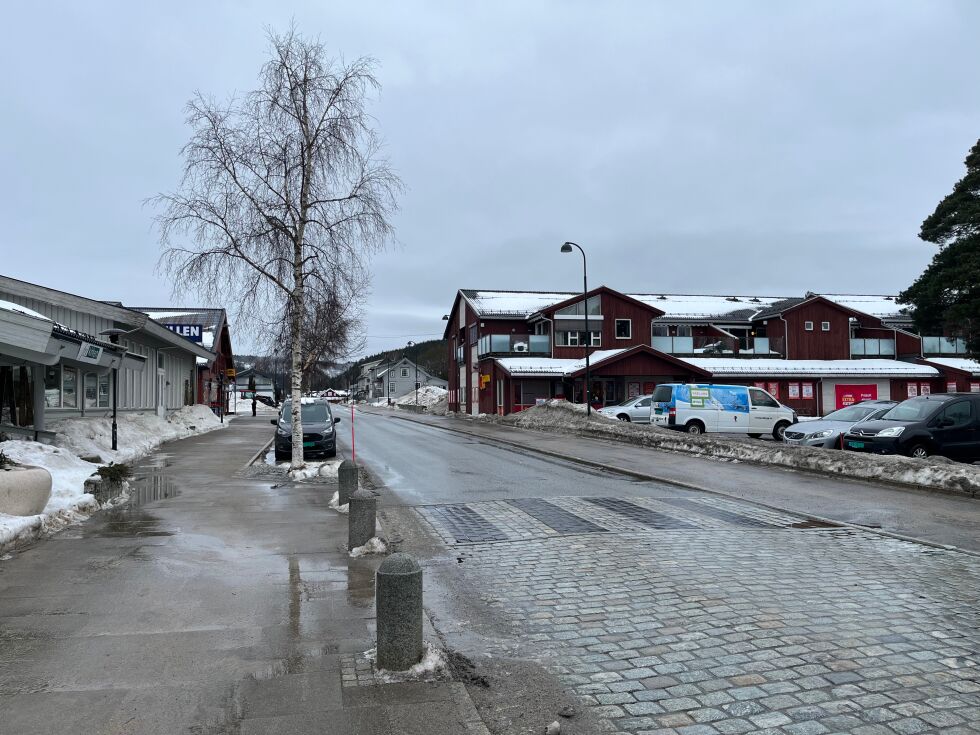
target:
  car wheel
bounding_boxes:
[617,414,631,422]
[748,433,762,439]
[773,422,790,440]
[908,444,929,459]
[686,421,705,436]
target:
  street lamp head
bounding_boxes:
[560,242,574,253]
[441,314,449,320]
[99,327,129,345]
[407,340,415,347]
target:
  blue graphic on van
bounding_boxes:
[708,386,750,413]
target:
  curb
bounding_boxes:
[245,437,275,467]
[369,408,980,559]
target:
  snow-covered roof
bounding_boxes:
[497,350,628,377]
[682,358,939,378]
[632,294,790,320]
[817,294,910,320]
[461,290,578,317]
[922,357,980,376]
[0,298,50,321]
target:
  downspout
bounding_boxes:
[779,315,790,358]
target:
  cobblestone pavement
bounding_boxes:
[415,496,980,735]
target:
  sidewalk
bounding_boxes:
[0,415,486,735]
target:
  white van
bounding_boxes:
[650,383,797,439]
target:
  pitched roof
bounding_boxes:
[460,289,579,318]
[920,357,980,377]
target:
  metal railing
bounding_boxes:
[850,338,896,357]
[922,336,967,355]
[477,334,550,357]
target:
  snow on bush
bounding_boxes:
[1,405,227,552]
[394,386,448,409]
[495,400,980,495]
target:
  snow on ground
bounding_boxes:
[349,537,387,557]
[1,405,227,552]
[394,386,448,409]
[366,642,449,682]
[490,400,980,495]
[328,490,349,514]
[287,459,342,481]
[51,405,225,464]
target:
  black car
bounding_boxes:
[272,398,340,461]
[842,393,980,461]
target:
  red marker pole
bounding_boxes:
[351,401,356,464]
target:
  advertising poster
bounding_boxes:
[907,383,918,398]
[921,384,931,395]
[801,382,814,399]
[643,382,655,394]
[972,383,980,393]
[947,382,957,392]
[787,383,800,399]
[767,382,779,398]
[834,383,877,409]
[753,381,766,389]
[628,382,640,398]
[690,386,710,408]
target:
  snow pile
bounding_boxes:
[366,642,449,682]
[51,405,224,464]
[349,537,387,557]
[328,490,349,513]
[394,386,448,409]
[288,459,342,481]
[497,401,980,496]
[0,441,100,548]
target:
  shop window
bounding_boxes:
[98,373,110,408]
[804,321,814,331]
[62,367,78,408]
[615,319,631,339]
[821,321,830,331]
[44,365,61,408]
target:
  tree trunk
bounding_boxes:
[289,238,305,470]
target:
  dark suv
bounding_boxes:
[842,393,980,461]
[272,398,340,460]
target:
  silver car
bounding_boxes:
[598,395,654,423]
[782,400,897,448]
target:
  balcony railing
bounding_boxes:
[922,336,967,355]
[651,335,783,356]
[850,338,896,357]
[477,334,550,357]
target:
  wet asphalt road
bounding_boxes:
[348,409,980,552]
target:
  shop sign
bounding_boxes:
[480,374,491,389]
[165,323,204,342]
[835,383,877,409]
[76,342,103,364]
[690,386,710,408]
[225,368,237,378]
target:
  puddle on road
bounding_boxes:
[346,562,375,608]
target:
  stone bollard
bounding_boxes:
[348,489,377,550]
[376,553,423,670]
[338,459,358,505]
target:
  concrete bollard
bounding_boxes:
[338,459,358,505]
[348,489,377,550]
[376,553,423,670]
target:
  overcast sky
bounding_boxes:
[3,1,979,357]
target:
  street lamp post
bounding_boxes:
[99,328,132,451]
[407,341,419,405]
[560,241,591,416]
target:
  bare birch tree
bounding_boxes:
[154,28,400,468]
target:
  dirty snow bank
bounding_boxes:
[328,490,349,514]
[288,459,342,481]
[394,386,448,409]
[365,642,449,682]
[1,405,226,552]
[349,537,387,557]
[488,400,980,496]
[51,404,225,464]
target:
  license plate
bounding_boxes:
[302,441,315,447]
[847,441,865,449]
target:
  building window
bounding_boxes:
[44,365,61,408]
[98,373,111,408]
[84,373,99,409]
[389,382,395,393]
[591,331,601,346]
[401,368,409,378]
[555,296,601,317]
[469,324,478,344]
[62,367,78,408]
[804,321,814,331]
[557,331,601,347]
[821,321,830,331]
[615,319,631,339]
[676,325,693,337]
[651,324,669,337]
[532,321,549,335]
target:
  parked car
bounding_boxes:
[842,393,980,460]
[782,400,897,449]
[598,394,653,422]
[651,383,797,438]
[271,398,340,461]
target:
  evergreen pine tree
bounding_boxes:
[899,139,980,359]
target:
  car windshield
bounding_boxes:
[822,405,880,422]
[880,398,941,422]
[281,401,331,423]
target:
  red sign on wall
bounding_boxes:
[835,383,877,409]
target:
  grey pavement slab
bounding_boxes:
[0,415,486,734]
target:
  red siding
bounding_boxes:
[782,302,851,360]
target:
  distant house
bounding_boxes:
[375,357,448,401]
[233,368,277,410]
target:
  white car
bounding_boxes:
[598,395,654,423]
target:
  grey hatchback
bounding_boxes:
[782,400,897,449]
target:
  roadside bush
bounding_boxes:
[97,462,133,484]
